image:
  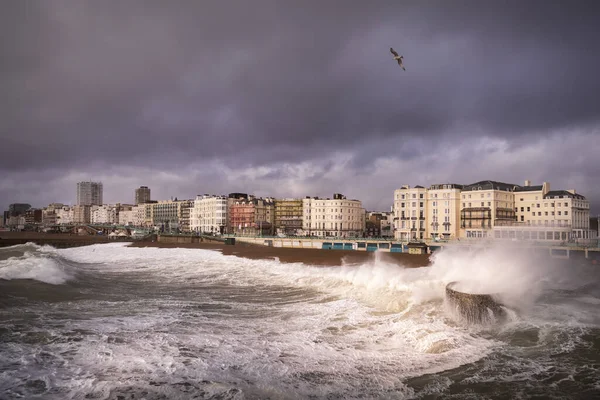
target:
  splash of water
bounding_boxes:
[0,243,71,285]
[427,242,567,312]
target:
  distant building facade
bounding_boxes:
[228,195,274,236]
[460,180,518,239]
[366,211,393,237]
[274,198,303,236]
[191,195,228,234]
[77,181,103,206]
[427,183,463,240]
[72,205,91,224]
[91,205,118,224]
[302,193,365,238]
[394,185,428,241]
[8,203,31,216]
[135,186,151,205]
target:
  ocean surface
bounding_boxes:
[0,242,599,399]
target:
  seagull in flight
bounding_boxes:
[390,48,405,70]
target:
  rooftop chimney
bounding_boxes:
[524,179,530,186]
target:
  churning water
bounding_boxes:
[0,242,598,399]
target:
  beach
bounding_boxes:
[128,239,432,267]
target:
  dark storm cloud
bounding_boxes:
[1,1,600,212]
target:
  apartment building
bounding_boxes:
[118,205,136,226]
[148,199,193,232]
[302,193,365,238]
[55,206,74,225]
[72,205,91,224]
[135,186,151,205]
[229,195,274,236]
[366,211,393,237]
[41,203,65,225]
[274,198,303,235]
[427,183,463,240]
[190,195,228,234]
[91,204,118,224]
[493,180,593,242]
[393,185,428,241]
[77,181,103,206]
[460,180,518,238]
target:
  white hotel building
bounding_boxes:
[393,180,594,243]
[190,195,228,234]
[302,193,365,237]
[91,205,118,224]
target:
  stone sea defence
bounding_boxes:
[445,281,506,324]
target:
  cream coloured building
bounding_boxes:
[427,183,463,240]
[393,185,428,241]
[55,206,74,225]
[190,195,228,234]
[72,205,91,224]
[302,193,365,237]
[118,204,145,226]
[493,180,593,242]
[459,180,518,239]
[91,204,118,224]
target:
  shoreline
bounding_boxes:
[0,232,431,267]
[129,240,431,268]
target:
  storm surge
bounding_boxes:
[0,242,598,399]
[0,243,74,284]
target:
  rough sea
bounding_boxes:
[0,242,598,399]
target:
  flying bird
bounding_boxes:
[390,47,405,70]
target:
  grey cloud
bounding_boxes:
[1,1,600,212]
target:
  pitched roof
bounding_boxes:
[514,185,543,192]
[544,190,586,200]
[462,180,519,192]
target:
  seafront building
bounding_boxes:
[274,198,304,236]
[427,184,463,240]
[302,193,365,238]
[228,194,274,236]
[147,199,193,232]
[72,205,91,224]
[190,195,228,234]
[494,181,592,241]
[90,204,119,224]
[393,185,428,241]
[460,180,518,238]
[393,179,595,243]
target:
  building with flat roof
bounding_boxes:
[77,181,103,206]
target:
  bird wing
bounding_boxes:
[390,47,399,57]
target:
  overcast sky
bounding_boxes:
[2,0,600,213]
